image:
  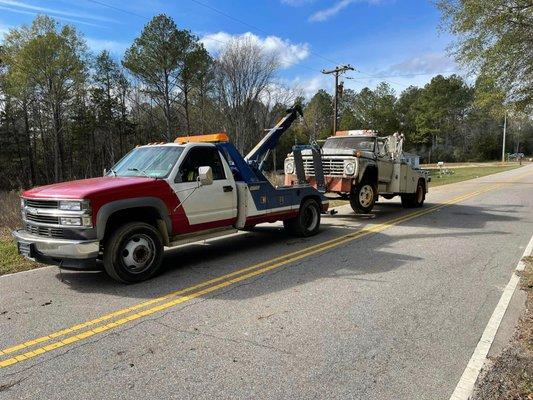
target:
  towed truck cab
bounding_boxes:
[13,107,328,283]
[284,130,429,214]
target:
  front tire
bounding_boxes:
[283,199,321,237]
[103,222,164,283]
[350,181,376,214]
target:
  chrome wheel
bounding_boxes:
[359,184,374,208]
[121,234,155,274]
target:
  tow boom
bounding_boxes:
[244,105,303,171]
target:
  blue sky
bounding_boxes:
[0,0,461,97]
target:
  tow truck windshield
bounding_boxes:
[323,137,375,151]
[110,146,184,178]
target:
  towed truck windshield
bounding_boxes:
[110,146,184,178]
[323,137,375,151]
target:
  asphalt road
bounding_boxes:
[1,165,532,400]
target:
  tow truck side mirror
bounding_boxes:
[198,166,213,186]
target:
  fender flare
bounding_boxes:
[96,197,172,240]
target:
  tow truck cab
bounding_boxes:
[13,108,328,283]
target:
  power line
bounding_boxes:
[84,0,148,19]
[187,0,341,68]
[83,0,322,75]
[185,0,418,89]
[84,0,432,89]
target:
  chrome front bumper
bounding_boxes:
[12,229,99,261]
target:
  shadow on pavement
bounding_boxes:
[56,201,519,301]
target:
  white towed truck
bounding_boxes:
[284,130,430,213]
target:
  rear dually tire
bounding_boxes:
[283,199,321,237]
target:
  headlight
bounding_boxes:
[284,160,295,174]
[59,200,82,211]
[344,161,356,175]
[60,217,82,226]
[59,200,91,211]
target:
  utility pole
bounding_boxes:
[501,112,507,163]
[322,65,354,135]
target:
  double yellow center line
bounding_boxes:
[0,172,530,369]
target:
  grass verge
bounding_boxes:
[0,232,37,276]
[472,257,533,399]
[428,164,521,187]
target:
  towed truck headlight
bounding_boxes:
[344,161,356,176]
[284,160,295,174]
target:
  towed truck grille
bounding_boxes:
[26,223,64,238]
[25,199,59,209]
[25,213,60,225]
[303,158,345,176]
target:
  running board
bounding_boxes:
[167,226,238,248]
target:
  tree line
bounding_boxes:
[0,14,291,189]
[288,76,531,164]
[0,10,531,190]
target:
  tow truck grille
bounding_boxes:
[26,223,64,238]
[303,158,345,176]
[25,199,59,209]
[26,213,60,225]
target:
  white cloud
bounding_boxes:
[200,31,310,69]
[291,74,331,98]
[86,38,129,56]
[309,0,384,22]
[386,53,457,76]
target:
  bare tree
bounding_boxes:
[215,36,279,152]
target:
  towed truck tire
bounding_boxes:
[283,198,321,237]
[401,180,426,208]
[350,180,377,214]
[103,222,164,283]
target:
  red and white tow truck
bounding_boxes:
[13,107,328,283]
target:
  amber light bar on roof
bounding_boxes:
[174,133,229,144]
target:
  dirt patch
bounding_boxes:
[471,256,533,400]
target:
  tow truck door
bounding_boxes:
[376,139,393,183]
[170,145,237,231]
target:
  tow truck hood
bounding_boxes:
[22,176,159,199]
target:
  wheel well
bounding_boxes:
[301,195,322,208]
[362,165,378,183]
[418,178,426,191]
[103,207,162,241]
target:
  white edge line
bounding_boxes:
[449,233,533,400]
